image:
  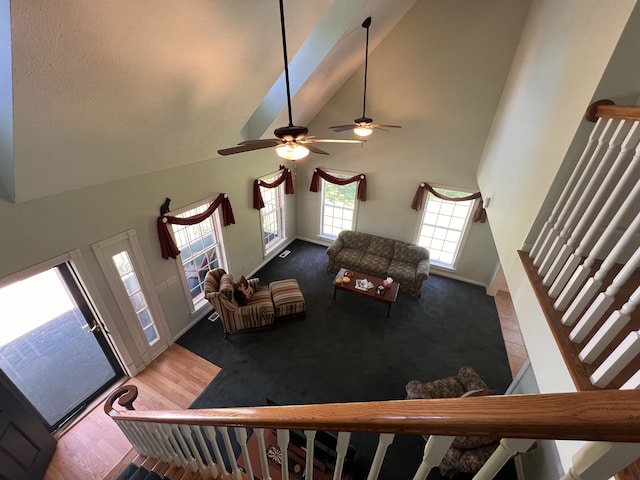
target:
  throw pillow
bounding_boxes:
[234,275,254,306]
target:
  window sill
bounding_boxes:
[264,237,289,258]
[430,262,457,271]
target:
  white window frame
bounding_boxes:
[258,172,286,256]
[170,196,228,314]
[319,169,359,240]
[414,184,477,270]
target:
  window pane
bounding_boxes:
[320,173,357,238]
[172,203,225,307]
[416,189,474,268]
[112,251,159,347]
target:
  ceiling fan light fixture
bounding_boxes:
[354,125,373,137]
[276,143,310,160]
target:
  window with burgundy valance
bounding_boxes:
[156,193,234,311]
[309,168,366,238]
[411,182,486,269]
[254,168,294,254]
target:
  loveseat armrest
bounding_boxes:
[416,259,431,281]
[326,237,344,257]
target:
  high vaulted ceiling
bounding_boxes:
[1,0,418,203]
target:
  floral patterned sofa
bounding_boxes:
[326,230,430,297]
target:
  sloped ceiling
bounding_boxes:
[3,0,417,203]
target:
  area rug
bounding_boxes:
[177,239,515,479]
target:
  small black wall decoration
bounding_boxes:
[159,197,171,216]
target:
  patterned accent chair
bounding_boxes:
[406,367,500,478]
[204,269,275,338]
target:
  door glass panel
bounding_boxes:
[111,251,159,346]
[0,266,121,430]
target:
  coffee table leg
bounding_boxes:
[387,303,392,318]
[333,285,337,301]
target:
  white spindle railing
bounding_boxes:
[530,117,610,263]
[525,100,640,390]
[552,176,640,310]
[532,118,621,271]
[544,122,640,288]
[538,120,632,278]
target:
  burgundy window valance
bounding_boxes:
[253,167,295,210]
[309,168,367,201]
[157,193,235,259]
[411,182,487,223]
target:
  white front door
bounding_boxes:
[92,229,170,365]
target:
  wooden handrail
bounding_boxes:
[586,99,640,122]
[106,389,640,443]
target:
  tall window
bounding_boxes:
[321,171,358,238]
[112,251,159,345]
[259,173,285,254]
[416,187,476,269]
[172,202,227,311]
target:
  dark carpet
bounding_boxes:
[177,239,515,479]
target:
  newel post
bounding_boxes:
[103,385,138,415]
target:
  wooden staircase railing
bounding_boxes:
[105,385,640,480]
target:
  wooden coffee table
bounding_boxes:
[332,267,400,318]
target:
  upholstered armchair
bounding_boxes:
[406,367,500,478]
[204,268,275,338]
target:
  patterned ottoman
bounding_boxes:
[270,279,306,319]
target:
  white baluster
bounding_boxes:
[161,423,188,467]
[204,426,230,478]
[276,429,290,480]
[538,120,631,276]
[559,441,640,480]
[117,420,145,454]
[304,430,317,480]
[132,422,158,458]
[366,433,395,480]
[152,423,178,465]
[473,438,536,480]
[412,435,455,480]
[621,369,640,389]
[544,122,640,287]
[332,432,352,480]
[219,426,243,480]
[144,423,168,461]
[562,217,640,326]
[193,425,221,478]
[579,285,640,363]
[550,131,640,298]
[251,429,272,480]
[530,118,608,262]
[173,424,197,470]
[235,428,254,480]
[180,425,206,472]
[570,244,640,341]
[590,331,640,387]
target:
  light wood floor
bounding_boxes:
[44,293,526,480]
[44,343,221,480]
[495,290,528,378]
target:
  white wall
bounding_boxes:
[296,0,531,286]
[476,0,638,470]
[0,150,296,370]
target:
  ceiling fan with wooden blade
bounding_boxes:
[217,0,364,160]
[329,16,402,137]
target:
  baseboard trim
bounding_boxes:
[430,269,487,290]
